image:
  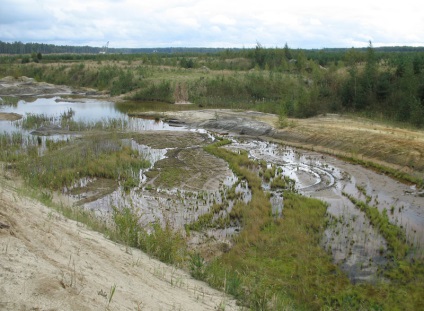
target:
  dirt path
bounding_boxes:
[0,174,239,311]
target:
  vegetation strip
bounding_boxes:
[202,141,361,309]
[200,139,423,310]
[342,192,408,259]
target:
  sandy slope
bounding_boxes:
[0,175,239,311]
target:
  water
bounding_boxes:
[3,95,423,282]
[225,139,424,282]
[4,97,244,239]
[0,96,187,135]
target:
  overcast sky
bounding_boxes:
[1,0,423,49]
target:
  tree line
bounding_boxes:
[1,40,423,127]
[0,41,228,55]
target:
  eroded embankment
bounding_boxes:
[0,171,239,311]
[272,115,424,183]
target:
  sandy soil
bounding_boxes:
[0,174,239,311]
[0,112,22,121]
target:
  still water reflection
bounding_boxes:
[0,96,185,134]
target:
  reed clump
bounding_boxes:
[15,133,149,190]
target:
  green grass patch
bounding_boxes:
[112,205,186,265]
[339,155,424,188]
[201,139,424,310]
[343,192,408,259]
[16,133,150,190]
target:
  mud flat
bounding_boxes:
[0,112,22,121]
[155,109,424,282]
[227,139,424,281]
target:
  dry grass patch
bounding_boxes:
[147,147,231,190]
[275,114,424,179]
[0,112,22,121]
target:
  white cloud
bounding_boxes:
[210,15,236,26]
[0,0,423,48]
[309,19,322,26]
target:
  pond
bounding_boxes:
[0,96,186,135]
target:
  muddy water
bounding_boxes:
[3,96,423,282]
[83,170,248,232]
[80,134,424,282]
[226,139,424,282]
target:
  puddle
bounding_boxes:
[3,95,423,283]
[83,171,250,240]
[224,138,424,282]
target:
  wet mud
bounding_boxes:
[2,91,423,283]
[227,138,424,282]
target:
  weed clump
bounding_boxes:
[18,134,150,190]
[112,205,186,265]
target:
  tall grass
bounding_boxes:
[112,204,186,265]
[17,133,150,190]
[129,80,173,103]
[0,131,38,163]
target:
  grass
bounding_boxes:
[200,139,424,310]
[149,163,189,188]
[343,192,408,260]
[112,204,186,264]
[20,113,53,129]
[17,133,150,190]
[186,203,221,231]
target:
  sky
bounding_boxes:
[1,0,423,49]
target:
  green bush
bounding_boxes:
[130,80,173,102]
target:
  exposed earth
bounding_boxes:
[156,109,424,179]
[0,76,98,97]
[1,77,424,309]
[0,172,239,311]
